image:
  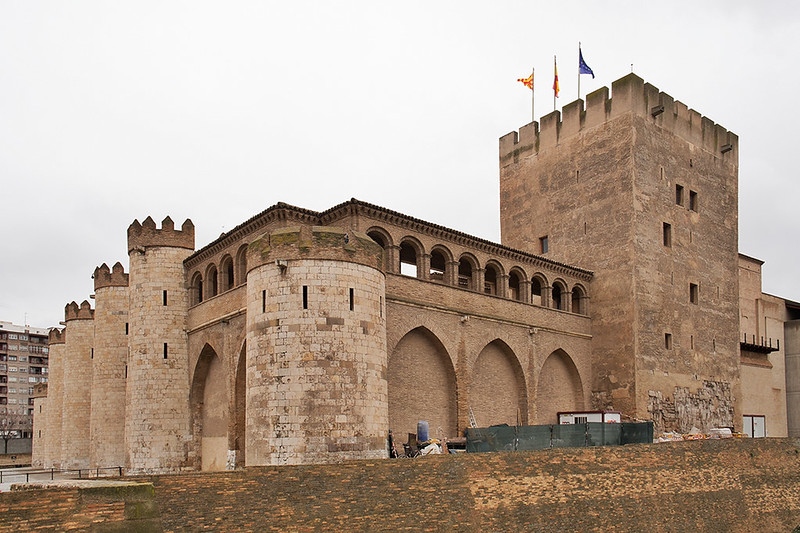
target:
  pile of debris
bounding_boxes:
[655,427,747,442]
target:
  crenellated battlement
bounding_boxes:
[500,73,738,166]
[93,262,129,290]
[64,300,94,321]
[127,216,194,253]
[49,327,66,345]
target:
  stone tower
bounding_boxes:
[126,216,195,474]
[61,301,94,469]
[499,74,740,432]
[43,327,65,468]
[90,262,129,468]
[245,226,388,465]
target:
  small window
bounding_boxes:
[303,286,308,309]
[689,190,698,212]
[163,343,168,359]
[662,222,672,247]
[676,184,684,206]
[539,236,549,254]
[163,290,168,306]
[125,323,129,335]
[90,348,93,360]
[349,288,354,311]
[262,290,267,313]
[689,283,699,304]
[665,333,672,349]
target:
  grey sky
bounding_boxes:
[2,1,798,328]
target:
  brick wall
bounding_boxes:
[3,438,800,531]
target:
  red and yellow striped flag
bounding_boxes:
[517,73,533,90]
[553,58,559,97]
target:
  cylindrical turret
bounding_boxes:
[125,216,194,474]
[61,301,94,469]
[43,327,65,468]
[90,262,129,468]
[246,226,388,465]
[31,383,48,467]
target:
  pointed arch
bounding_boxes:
[469,340,527,427]
[388,327,457,439]
[536,349,584,425]
[190,343,229,471]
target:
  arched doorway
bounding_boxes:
[388,327,457,440]
[190,344,229,471]
[469,340,527,427]
[536,349,584,424]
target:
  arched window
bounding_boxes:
[235,245,248,287]
[429,248,449,283]
[367,229,392,272]
[399,240,421,278]
[458,256,476,290]
[551,281,566,310]
[207,265,218,298]
[572,284,587,315]
[531,276,545,306]
[484,263,500,295]
[508,270,523,301]
[220,255,234,291]
[191,273,204,305]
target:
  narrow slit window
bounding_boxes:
[539,236,549,254]
[262,290,266,313]
[665,333,672,350]
[676,184,685,206]
[303,286,308,309]
[163,343,168,359]
[163,290,168,306]
[90,348,93,360]
[380,296,383,317]
[663,222,672,247]
[689,283,699,304]
[349,288,354,311]
[125,323,129,335]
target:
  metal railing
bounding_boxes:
[0,466,123,484]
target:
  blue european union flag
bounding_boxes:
[579,48,594,79]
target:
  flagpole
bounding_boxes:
[553,55,556,111]
[531,67,535,123]
[577,42,581,101]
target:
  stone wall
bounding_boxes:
[61,302,94,469]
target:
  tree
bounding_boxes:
[0,411,32,454]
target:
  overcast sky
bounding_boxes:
[2,1,798,328]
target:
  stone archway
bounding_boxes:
[469,340,527,427]
[190,344,229,471]
[536,349,584,424]
[388,327,457,440]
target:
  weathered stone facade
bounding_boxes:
[31,73,793,470]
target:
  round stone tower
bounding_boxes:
[42,327,65,468]
[245,225,388,465]
[61,300,94,469]
[126,216,195,474]
[90,262,129,468]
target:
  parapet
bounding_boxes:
[93,262,129,290]
[248,225,385,272]
[65,300,95,322]
[127,216,194,253]
[49,327,66,345]
[500,73,739,165]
